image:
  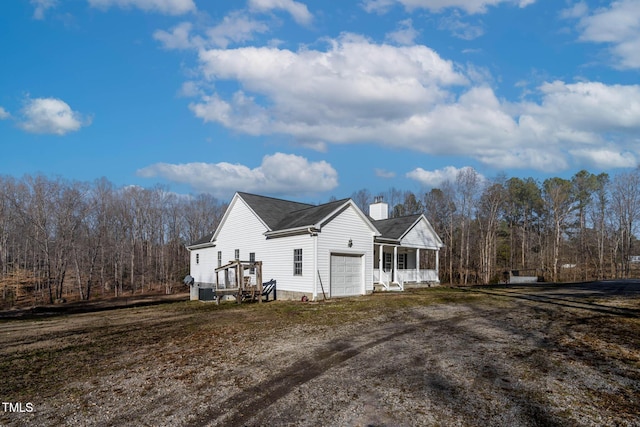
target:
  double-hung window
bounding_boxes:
[217,251,222,268]
[293,249,303,276]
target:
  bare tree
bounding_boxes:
[456,167,481,284]
[477,178,506,283]
[610,169,640,278]
[543,177,576,282]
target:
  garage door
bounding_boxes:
[330,254,363,297]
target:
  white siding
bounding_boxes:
[317,204,375,298]
[190,246,217,285]
[262,234,314,294]
[400,218,441,249]
[191,195,316,295]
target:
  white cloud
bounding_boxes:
[407,166,480,187]
[375,168,396,178]
[153,22,200,50]
[31,0,57,20]
[184,33,640,173]
[206,11,270,48]
[192,34,467,141]
[569,148,637,169]
[573,0,640,69]
[386,19,420,45]
[248,0,313,25]
[362,0,535,14]
[18,98,89,135]
[88,0,195,15]
[137,153,338,196]
[0,107,10,120]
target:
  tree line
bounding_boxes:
[0,175,226,306]
[2,168,639,306]
[351,168,640,285]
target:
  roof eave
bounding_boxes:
[264,226,320,239]
[186,241,216,250]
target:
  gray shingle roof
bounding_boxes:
[272,198,351,230]
[189,192,426,246]
[188,231,214,247]
[237,192,315,230]
[372,214,421,241]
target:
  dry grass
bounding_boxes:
[1,284,639,426]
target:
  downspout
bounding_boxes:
[310,228,318,301]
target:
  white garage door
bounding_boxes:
[330,254,363,297]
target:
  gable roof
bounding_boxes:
[372,214,422,241]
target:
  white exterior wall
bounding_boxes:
[190,195,316,295]
[190,246,218,286]
[262,234,314,294]
[316,205,375,298]
[400,218,441,249]
[213,196,269,270]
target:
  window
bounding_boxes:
[293,249,303,276]
[196,253,199,265]
[249,252,255,274]
[384,252,392,272]
[235,249,240,260]
[398,253,407,270]
[217,251,222,268]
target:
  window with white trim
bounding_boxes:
[249,252,255,274]
[235,249,240,260]
[217,251,222,268]
[294,249,303,276]
[384,252,392,272]
[398,253,407,270]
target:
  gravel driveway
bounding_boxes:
[1,281,639,426]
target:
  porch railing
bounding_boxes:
[374,269,438,288]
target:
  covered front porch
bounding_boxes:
[373,243,440,291]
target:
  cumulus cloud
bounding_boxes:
[137,153,338,196]
[406,166,481,187]
[88,0,195,15]
[363,0,535,15]
[192,34,467,139]
[571,0,640,69]
[166,26,640,173]
[0,107,10,120]
[18,98,90,135]
[248,0,313,25]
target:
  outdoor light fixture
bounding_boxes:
[348,239,353,248]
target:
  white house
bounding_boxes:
[187,192,443,301]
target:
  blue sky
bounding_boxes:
[1,0,639,202]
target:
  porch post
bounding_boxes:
[378,244,384,283]
[393,245,398,283]
[416,248,420,282]
[435,250,440,280]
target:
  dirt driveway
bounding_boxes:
[1,282,639,426]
